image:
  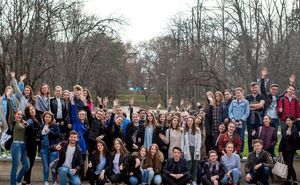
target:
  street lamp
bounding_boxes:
[160,73,169,108]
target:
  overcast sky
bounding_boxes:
[84,0,195,44]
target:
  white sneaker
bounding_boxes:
[1,153,7,158]
[7,153,12,158]
[192,181,197,185]
[44,181,49,185]
[53,182,58,185]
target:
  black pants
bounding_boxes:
[283,152,297,181]
[205,135,214,155]
[23,142,38,184]
[86,168,106,185]
[201,175,221,185]
[107,170,128,184]
[162,173,192,185]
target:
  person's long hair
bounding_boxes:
[111,138,128,158]
[204,91,216,109]
[144,144,163,171]
[83,89,93,104]
[170,116,181,131]
[185,116,197,135]
[215,91,224,106]
[23,85,35,105]
[25,104,41,127]
[39,83,50,97]
[157,113,167,127]
[94,140,109,165]
[145,111,158,128]
[42,111,55,125]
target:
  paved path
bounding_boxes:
[2,157,298,184]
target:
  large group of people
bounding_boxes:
[0,68,299,185]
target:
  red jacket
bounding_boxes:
[277,95,300,121]
[218,132,242,155]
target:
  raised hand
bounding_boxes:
[180,98,184,106]
[289,74,296,84]
[103,97,109,107]
[69,92,75,104]
[113,99,119,107]
[157,103,161,109]
[261,68,268,78]
[168,96,173,104]
[20,74,26,81]
[97,96,102,105]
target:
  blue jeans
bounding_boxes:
[247,167,270,185]
[271,118,279,131]
[10,142,30,185]
[221,168,241,184]
[58,166,81,185]
[41,147,59,182]
[142,169,162,184]
[129,176,138,185]
[236,121,246,152]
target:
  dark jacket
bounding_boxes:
[260,78,281,112]
[128,156,142,184]
[25,121,34,157]
[153,125,169,157]
[224,99,233,121]
[54,141,83,173]
[125,122,144,153]
[40,123,61,148]
[105,113,123,151]
[203,161,225,181]
[88,118,106,142]
[88,151,112,173]
[108,152,130,175]
[50,98,67,121]
[279,123,299,153]
[163,158,190,176]
[244,150,274,174]
[26,118,41,155]
[205,105,213,136]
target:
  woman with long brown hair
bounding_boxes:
[86,140,111,185]
[35,83,51,119]
[154,113,169,160]
[10,72,35,113]
[23,105,42,185]
[83,89,94,111]
[9,110,32,185]
[142,144,164,185]
[181,116,201,184]
[144,111,157,149]
[162,116,183,158]
[40,111,60,185]
[195,114,207,160]
[107,138,130,185]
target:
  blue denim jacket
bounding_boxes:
[228,99,250,122]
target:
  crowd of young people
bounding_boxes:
[0,68,299,185]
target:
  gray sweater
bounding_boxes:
[221,153,241,172]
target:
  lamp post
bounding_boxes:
[160,73,169,108]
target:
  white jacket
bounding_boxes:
[181,128,201,161]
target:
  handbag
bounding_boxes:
[272,154,288,179]
[0,128,13,150]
